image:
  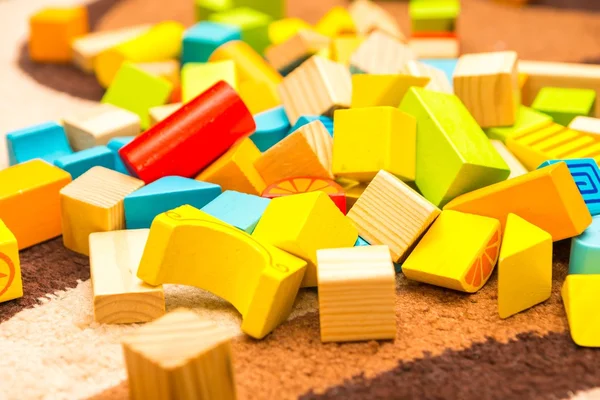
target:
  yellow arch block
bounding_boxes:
[562,274,600,347]
[137,205,307,339]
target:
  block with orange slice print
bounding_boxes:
[402,210,501,293]
[262,177,346,214]
[0,219,21,303]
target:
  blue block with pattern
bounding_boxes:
[202,190,270,233]
[290,115,334,137]
[182,22,242,65]
[251,106,290,151]
[6,121,73,165]
[107,136,135,175]
[54,146,115,179]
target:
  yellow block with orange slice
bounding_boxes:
[402,210,501,293]
[262,176,346,214]
[0,219,21,304]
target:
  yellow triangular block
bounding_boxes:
[498,214,552,319]
[351,74,430,108]
[562,274,600,347]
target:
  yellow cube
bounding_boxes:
[238,80,281,115]
[351,74,429,108]
[181,61,237,103]
[402,210,501,293]
[315,6,356,37]
[562,274,600,347]
[253,191,358,287]
[333,107,416,182]
[0,220,22,303]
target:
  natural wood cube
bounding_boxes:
[350,31,416,75]
[348,0,404,39]
[265,30,330,74]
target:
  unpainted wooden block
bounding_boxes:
[570,116,600,135]
[0,220,22,303]
[134,59,180,86]
[404,60,452,94]
[351,74,429,108]
[562,274,600,347]
[490,140,528,179]
[348,0,405,39]
[350,31,416,74]
[266,30,330,74]
[149,103,182,126]
[408,37,459,59]
[315,6,356,37]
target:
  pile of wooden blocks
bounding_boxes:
[1,0,599,398]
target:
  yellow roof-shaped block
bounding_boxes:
[562,274,600,347]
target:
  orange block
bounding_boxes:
[444,162,592,241]
[197,138,266,196]
[29,6,89,62]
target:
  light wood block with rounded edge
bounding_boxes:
[278,55,352,125]
[265,30,330,73]
[490,140,528,179]
[404,60,452,94]
[347,170,441,263]
[402,210,501,293]
[454,51,520,128]
[149,103,182,126]
[351,74,430,108]
[60,166,145,256]
[408,37,459,59]
[254,120,333,186]
[498,214,552,319]
[122,309,237,400]
[196,138,266,196]
[562,275,600,347]
[570,116,600,135]
[136,205,307,339]
[0,220,22,304]
[90,229,164,324]
[350,31,416,75]
[444,162,592,241]
[317,245,396,343]
[348,0,404,40]
[253,192,358,287]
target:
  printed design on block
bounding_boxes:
[570,160,600,205]
[262,177,343,197]
[0,252,15,297]
[463,229,501,291]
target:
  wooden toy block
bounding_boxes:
[202,190,270,233]
[71,24,151,73]
[290,115,334,137]
[107,136,135,175]
[354,236,370,247]
[54,146,115,179]
[337,177,367,211]
[251,106,290,151]
[348,0,405,40]
[519,72,528,89]
[209,7,272,54]
[315,6,356,38]
[196,138,265,195]
[453,51,520,128]
[403,60,452,94]
[262,177,346,214]
[137,205,306,338]
[122,309,237,400]
[101,63,172,130]
[235,0,284,20]
[570,215,600,275]
[6,121,73,165]
[238,80,281,115]
[134,60,180,86]
[268,18,313,45]
[333,107,416,182]
[94,21,185,88]
[125,177,221,229]
[29,6,88,63]
[498,214,552,318]
[570,116,600,135]
[408,36,459,59]
[347,170,441,263]
[330,36,364,67]
[532,87,596,126]
[181,61,237,103]
[0,160,71,249]
[0,220,22,303]
[265,30,330,75]
[402,210,500,293]
[490,140,528,180]
[195,0,232,21]
[444,162,592,241]
[90,229,165,324]
[317,246,396,342]
[519,61,600,118]
[60,167,144,255]
[562,274,600,347]
[484,106,554,143]
[254,120,333,186]
[278,55,352,125]
[409,0,460,33]
[351,74,429,109]
[350,31,416,74]
[399,87,510,207]
[420,58,457,82]
[120,81,255,184]
[253,192,357,287]
[62,103,140,151]
[149,103,182,126]
[182,21,242,65]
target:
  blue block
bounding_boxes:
[54,146,115,179]
[182,22,242,65]
[354,236,370,247]
[421,58,458,85]
[251,106,290,151]
[202,190,270,233]
[124,176,221,229]
[290,115,334,137]
[6,121,73,165]
[570,215,600,274]
[538,159,600,216]
[107,136,135,176]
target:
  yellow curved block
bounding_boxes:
[137,205,307,339]
[562,274,600,347]
[0,220,21,303]
[95,21,185,88]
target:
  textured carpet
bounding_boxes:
[1,0,600,399]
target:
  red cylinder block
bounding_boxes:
[120,81,255,184]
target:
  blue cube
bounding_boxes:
[107,136,135,176]
[6,121,73,165]
[251,106,290,151]
[54,146,115,179]
[202,190,270,233]
[182,22,242,65]
[570,215,600,275]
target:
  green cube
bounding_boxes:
[485,106,554,143]
[101,63,172,130]
[399,87,510,207]
[409,0,460,33]
[209,7,272,54]
[235,0,284,19]
[532,87,596,126]
[195,0,232,21]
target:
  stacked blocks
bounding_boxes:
[350,74,430,109]
[182,22,242,65]
[181,61,237,102]
[54,146,115,179]
[349,0,404,39]
[570,215,600,275]
[562,275,600,347]
[209,8,272,54]
[532,87,596,126]
[262,177,346,214]
[7,122,73,166]
[251,106,290,151]
[0,220,22,303]
[202,190,270,233]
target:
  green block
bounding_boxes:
[101,63,173,130]
[485,106,554,143]
[235,0,284,19]
[409,0,460,32]
[209,7,272,55]
[532,87,596,127]
[195,0,232,21]
[399,87,510,207]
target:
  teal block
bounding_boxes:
[290,115,334,137]
[182,22,242,65]
[107,136,135,175]
[209,7,272,55]
[124,176,221,229]
[421,58,457,85]
[251,106,290,151]
[354,236,370,247]
[202,190,270,233]
[54,146,115,179]
[6,121,73,166]
[570,215,600,274]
